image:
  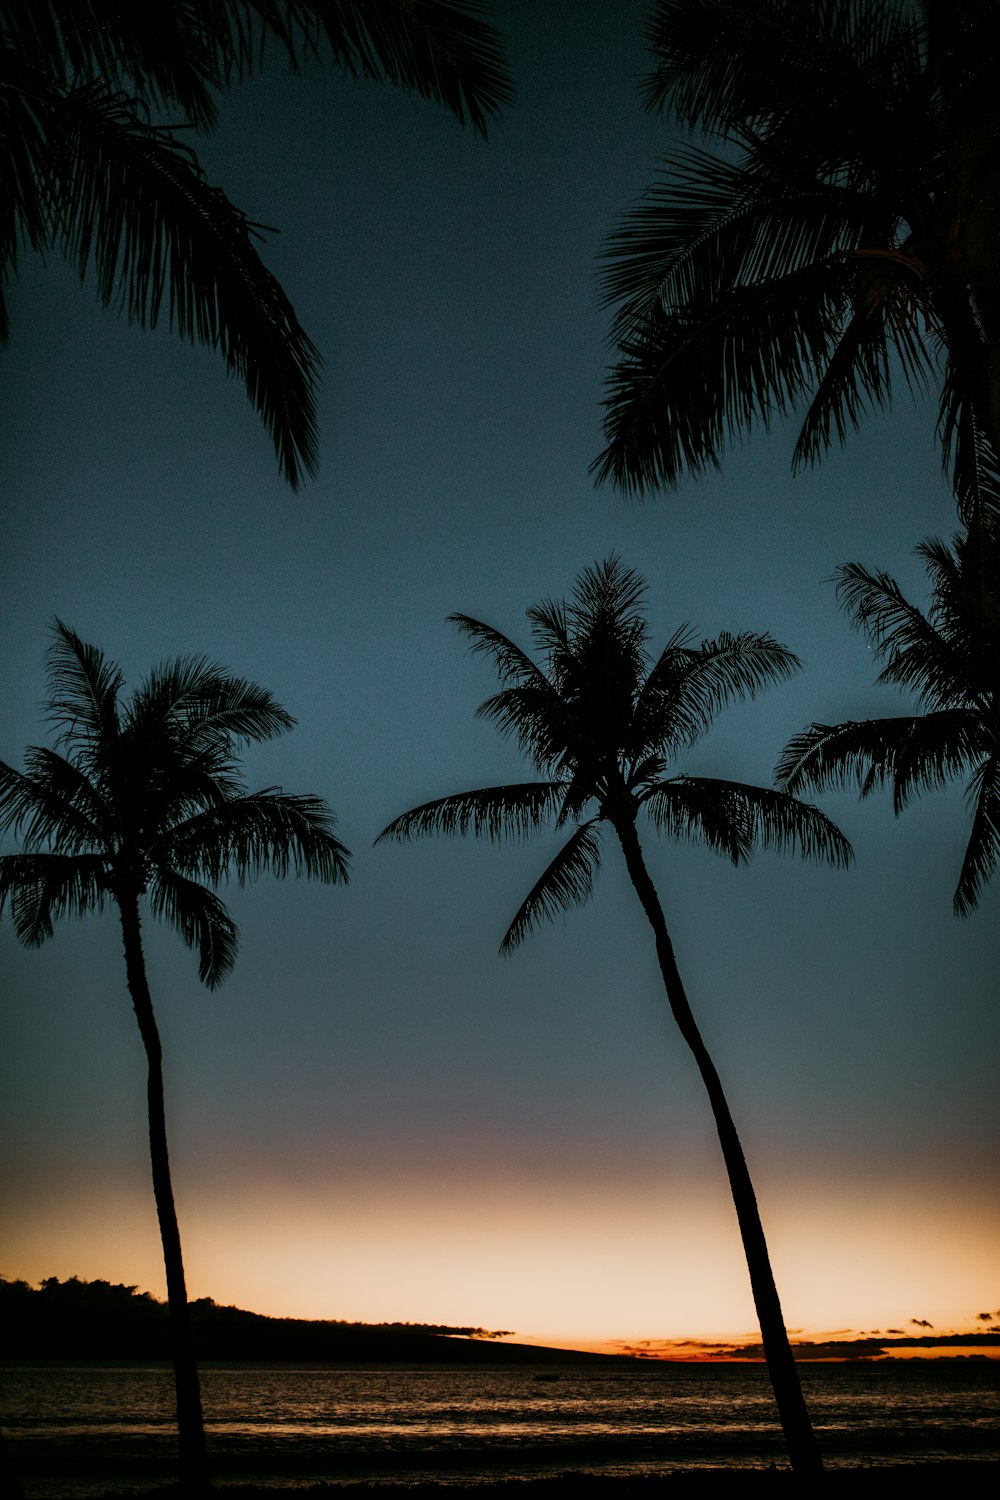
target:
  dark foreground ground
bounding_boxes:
[69,1465,1000,1499]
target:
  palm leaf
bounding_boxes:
[593,258,854,495]
[44,619,123,752]
[162,791,350,885]
[637,631,799,757]
[2,749,108,851]
[272,0,514,138]
[834,561,970,709]
[148,868,239,987]
[377,782,564,845]
[500,819,603,954]
[954,755,1000,916]
[0,852,108,944]
[641,775,753,864]
[43,79,321,488]
[775,711,983,812]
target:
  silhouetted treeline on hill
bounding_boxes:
[0,1277,623,1363]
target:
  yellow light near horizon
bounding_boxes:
[5,1166,997,1352]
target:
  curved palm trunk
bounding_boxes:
[116,889,210,1490]
[611,816,823,1477]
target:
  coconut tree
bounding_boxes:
[594,0,1000,513]
[776,521,1000,915]
[0,1,512,487]
[377,558,851,1476]
[0,622,351,1487]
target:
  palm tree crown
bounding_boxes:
[0,1,512,487]
[0,620,350,973]
[594,0,1000,509]
[776,523,1000,915]
[379,557,850,947]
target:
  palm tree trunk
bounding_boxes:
[611,816,823,1477]
[116,888,210,1491]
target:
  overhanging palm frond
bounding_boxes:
[500,819,602,954]
[163,791,351,885]
[273,0,514,138]
[0,852,108,944]
[955,756,1000,917]
[377,782,564,845]
[43,79,320,487]
[148,868,239,987]
[593,259,855,495]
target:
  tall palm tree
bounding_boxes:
[0,1,512,487]
[0,622,351,1487]
[594,0,1000,513]
[377,558,851,1476]
[776,521,1000,915]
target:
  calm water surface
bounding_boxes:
[3,1360,998,1495]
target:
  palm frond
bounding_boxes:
[954,755,1000,916]
[775,711,983,812]
[162,790,351,885]
[44,619,122,752]
[638,630,799,757]
[377,782,564,845]
[0,750,107,851]
[147,868,239,987]
[133,657,297,746]
[593,259,853,495]
[0,851,108,945]
[272,1,514,138]
[641,775,754,864]
[0,0,222,125]
[792,254,935,467]
[474,686,573,773]
[43,79,320,487]
[500,819,603,954]
[834,561,970,708]
[449,614,553,691]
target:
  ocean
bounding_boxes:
[3,1359,999,1495]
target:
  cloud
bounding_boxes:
[911,1318,934,1329]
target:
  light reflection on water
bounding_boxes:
[2,1360,998,1495]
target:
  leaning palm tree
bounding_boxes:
[378,558,851,1476]
[777,522,1000,915]
[0,1,512,487]
[594,0,1000,514]
[0,622,351,1487]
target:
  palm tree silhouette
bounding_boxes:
[378,558,851,1476]
[594,0,1000,506]
[0,622,351,1486]
[777,521,999,915]
[0,1,512,487]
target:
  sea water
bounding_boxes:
[3,1359,999,1495]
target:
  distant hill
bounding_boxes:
[0,1276,627,1363]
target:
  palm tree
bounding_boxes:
[593,0,1000,513]
[0,622,351,1488]
[0,1,512,488]
[776,521,1000,915]
[377,558,851,1476]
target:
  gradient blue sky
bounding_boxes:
[2,0,996,1354]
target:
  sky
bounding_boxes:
[1,1,997,1359]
